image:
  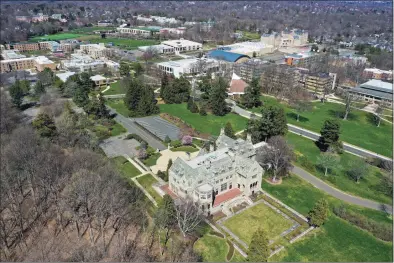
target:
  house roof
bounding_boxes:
[228,72,248,94]
[208,50,250,62]
[90,75,106,81]
[213,188,242,207]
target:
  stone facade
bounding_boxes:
[168,130,265,214]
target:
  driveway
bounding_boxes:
[292,165,393,214]
[99,135,140,158]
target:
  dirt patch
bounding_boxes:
[159,113,210,139]
[264,177,283,185]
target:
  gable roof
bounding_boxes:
[208,50,250,62]
[228,72,248,94]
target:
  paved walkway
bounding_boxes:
[150,149,199,174]
[292,165,393,214]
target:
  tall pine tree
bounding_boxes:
[162,76,190,104]
[242,77,262,109]
[124,78,142,111]
[210,77,229,116]
[247,105,287,143]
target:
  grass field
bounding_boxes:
[170,146,199,153]
[89,38,159,49]
[112,156,141,180]
[286,132,392,205]
[110,122,127,136]
[251,96,393,157]
[106,99,130,116]
[223,202,293,245]
[159,103,248,136]
[194,234,229,262]
[103,81,127,95]
[136,174,162,201]
[262,175,393,262]
[29,33,83,41]
[70,26,116,33]
[236,30,261,40]
[143,153,162,166]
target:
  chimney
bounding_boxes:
[246,133,252,142]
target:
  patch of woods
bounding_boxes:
[0,90,207,261]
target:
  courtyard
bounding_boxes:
[150,149,199,174]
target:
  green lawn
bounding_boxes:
[230,250,246,262]
[236,30,261,40]
[112,156,141,179]
[170,146,199,153]
[159,103,248,136]
[110,122,127,136]
[89,38,159,49]
[223,202,293,245]
[136,174,162,201]
[70,26,116,33]
[106,99,130,116]
[262,175,393,262]
[29,33,83,41]
[143,153,161,167]
[251,96,393,157]
[286,132,392,205]
[103,81,127,95]
[194,234,229,262]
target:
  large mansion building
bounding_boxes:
[168,130,265,215]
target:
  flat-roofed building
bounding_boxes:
[217,41,274,57]
[1,50,26,60]
[97,20,113,27]
[349,79,392,106]
[284,52,323,67]
[6,43,40,52]
[116,26,161,37]
[39,41,60,52]
[363,68,393,81]
[79,43,113,59]
[34,56,56,71]
[233,59,271,82]
[61,54,106,72]
[1,58,35,73]
[261,28,308,48]
[156,58,219,78]
[161,39,202,52]
[90,74,108,86]
[305,72,334,94]
[138,44,175,54]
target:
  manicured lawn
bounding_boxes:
[262,175,393,262]
[230,250,246,262]
[106,99,130,116]
[103,81,127,95]
[223,202,293,245]
[251,96,393,157]
[159,103,248,136]
[89,38,159,49]
[136,174,162,201]
[193,138,207,148]
[29,33,83,41]
[112,156,141,179]
[194,234,229,262]
[286,132,392,205]
[280,216,393,262]
[143,153,161,166]
[110,122,127,136]
[171,146,199,153]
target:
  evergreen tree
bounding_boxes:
[136,85,160,117]
[224,122,236,139]
[248,228,270,262]
[160,74,169,98]
[242,77,262,109]
[72,86,89,107]
[119,62,130,77]
[318,119,342,152]
[124,78,142,111]
[308,199,329,227]
[83,95,109,119]
[189,101,199,113]
[9,80,25,108]
[210,77,229,116]
[34,80,46,97]
[187,97,193,110]
[32,113,57,138]
[162,76,190,104]
[131,62,143,76]
[247,105,287,143]
[20,80,31,95]
[167,158,173,174]
[199,106,207,116]
[78,72,95,92]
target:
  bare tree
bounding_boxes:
[174,198,202,238]
[256,136,294,182]
[343,91,359,120]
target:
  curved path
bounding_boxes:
[292,165,393,214]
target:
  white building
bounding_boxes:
[261,28,308,49]
[151,16,180,24]
[218,41,274,57]
[1,50,26,60]
[116,26,160,37]
[56,71,76,82]
[161,39,202,52]
[156,58,219,78]
[79,43,113,59]
[138,44,175,54]
[61,54,106,72]
[167,131,265,215]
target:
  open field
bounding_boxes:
[111,156,141,180]
[103,81,127,95]
[106,99,130,116]
[136,174,162,201]
[262,175,393,262]
[286,132,392,205]
[223,202,294,245]
[194,234,229,262]
[251,96,393,157]
[159,103,248,136]
[89,38,159,49]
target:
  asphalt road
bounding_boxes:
[227,99,392,161]
[108,106,166,150]
[293,166,393,214]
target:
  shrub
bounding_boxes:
[182,135,193,145]
[189,102,199,113]
[126,133,145,143]
[164,135,171,144]
[170,140,182,148]
[157,170,168,181]
[138,148,147,159]
[140,141,148,149]
[199,107,207,116]
[333,205,392,241]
